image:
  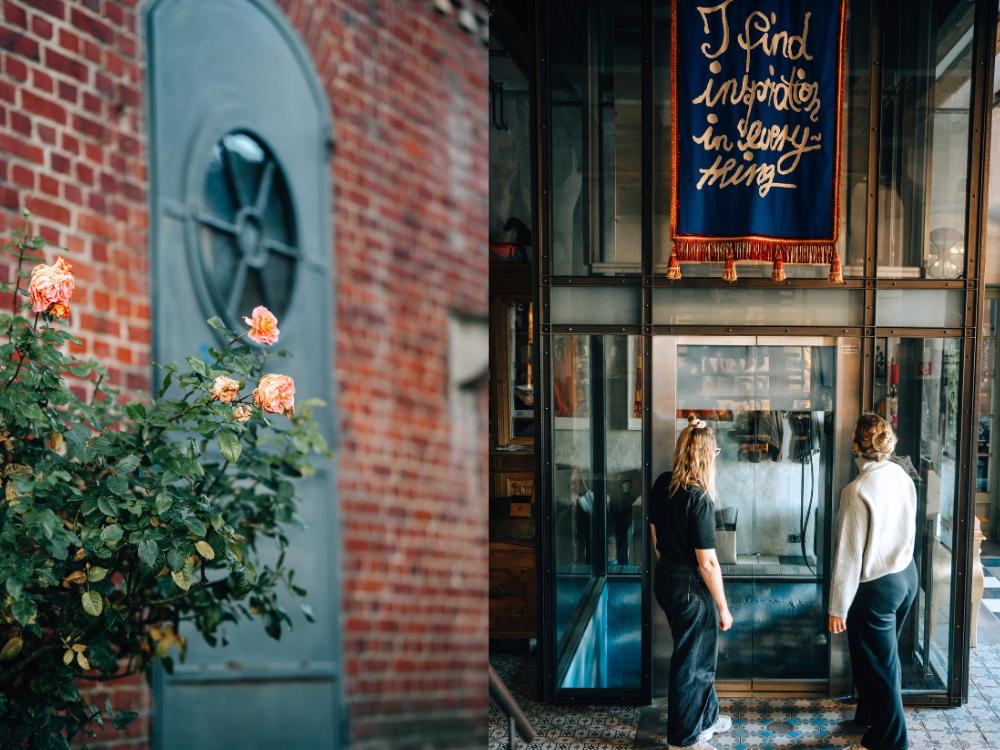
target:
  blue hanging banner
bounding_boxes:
[670,0,847,276]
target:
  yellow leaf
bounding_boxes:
[62,570,87,587]
[73,548,86,562]
[50,432,63,451]
[171,559,193,592]
[63,649,73,665]
[0,637,22,660]
[227,540,242,562]
[5,464,31,477]
[72,643,87,652]
[195,541,215,560]
[5,481,21,505]
[149,626,163,641]
[153,639,171,659]
[76,651,90,670]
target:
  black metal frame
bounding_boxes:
[528,0,998,707]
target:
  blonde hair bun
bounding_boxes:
[687,414,707,429]
[853,412,897,462]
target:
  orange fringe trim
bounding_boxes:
[828,253,843,283]
[722,253,737,282]
[666,249,682,280]
[671,240,835,265]
[771,253,786,281]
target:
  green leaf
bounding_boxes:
[137,539,159,569]
[107,474,128,496]
[5,577,23,600]
[81,590,103,617]
[97,496,119,518]
[207,317,226,330]
[99,524,123,545]
[157,370,173,399]
[154,495,173,516]
[184,517,207,537]
[299,602,316,623]
[186,356,208,377]
[64,423,90,447]
[232,565,256,597]
[115,454,141,473]
[21,403,45,421]
[165,547,186,573]
[87,567,108,583]
[217,431,241,464]
[125,402,147,423]
[11,598,35,626]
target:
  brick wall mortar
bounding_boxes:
[0,1,489,748]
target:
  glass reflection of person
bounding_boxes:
[649,415,733,750]
[829,413,917,750]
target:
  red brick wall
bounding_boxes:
[0,0,488,748]
[0,0,150,399]
[74,672,151,750]
[275,1,490,746]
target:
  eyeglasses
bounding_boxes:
[714,447,722,456]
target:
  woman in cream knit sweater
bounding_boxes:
[829,413,917,750]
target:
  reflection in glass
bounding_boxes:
[510,302,534,440]
[875,1,974,277]
[198,131,299,327]
[979,299,997,533]
[548,0,641,276]
[553,335,642,689]
[875,338,960,691]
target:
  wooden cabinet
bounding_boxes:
[489,450,536,639]
[489,543,536,638]
[489,263,537,640]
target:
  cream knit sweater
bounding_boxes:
[829,457,917,618]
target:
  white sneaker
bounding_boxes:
[666,742,717,750]
[698,715,733,742]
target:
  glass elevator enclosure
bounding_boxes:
[651,337,855,696]
[530,0,997,709]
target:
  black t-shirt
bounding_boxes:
[649,471,717,570]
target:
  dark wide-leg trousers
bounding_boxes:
[654,562,719,748]
[847,559,918,750]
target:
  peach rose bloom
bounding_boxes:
[210,376,240,403]
[232,403,254,423]
[49,302,70,319]
[243,306,279,346]
[29,257,74,315]
[252,374,295,417]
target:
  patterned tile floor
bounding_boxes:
[490,604,1000,750]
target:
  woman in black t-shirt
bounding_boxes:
[649,415,733,750]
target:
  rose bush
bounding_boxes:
[0,212,331,749]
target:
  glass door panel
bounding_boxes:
[874,337,961,693]
[654,336,854,695]
[552,334,643,691]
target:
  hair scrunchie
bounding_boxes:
[688,416,707,429]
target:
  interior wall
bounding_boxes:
[489,89,532,244]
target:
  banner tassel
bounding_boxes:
[722,252,737,282]
[828,253,843,283]
[666,247,682,280]
[771,252,786,282]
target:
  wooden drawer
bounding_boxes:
[494,472,534,499]
[489,547,536,639]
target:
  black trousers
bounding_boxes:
[847,559,918,750]
[654,561,719,747]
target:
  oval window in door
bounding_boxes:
[194,131,299,328]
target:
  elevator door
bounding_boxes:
[652,337,859,696]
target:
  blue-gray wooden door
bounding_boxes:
[145,1,339,747]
